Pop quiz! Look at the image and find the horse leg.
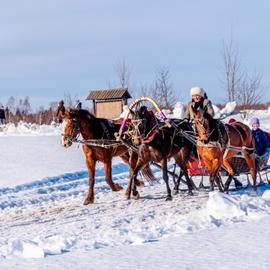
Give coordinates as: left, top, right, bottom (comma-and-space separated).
131, 165, 143, 199
223, 158, 235, 192
180, 164, 194, 195
173, 169, 184, 195
84, 158, 96, 205
121, 152, 144, 190
215, 174, 224, 192
209, 174, 213, 191
104, 159, 122, 192
210, 155, 223, 192
184, 170, 194, 195
243, 152, 257, 192
161, 159, 172, 201
125, 153, 142, 198
212, 168, 223, 192
126, 158, 144, 200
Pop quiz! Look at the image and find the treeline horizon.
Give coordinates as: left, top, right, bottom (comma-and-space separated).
1, 94, 270, 125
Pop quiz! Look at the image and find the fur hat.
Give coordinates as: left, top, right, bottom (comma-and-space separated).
190, 86, 205, 97
249, 117, 260, 126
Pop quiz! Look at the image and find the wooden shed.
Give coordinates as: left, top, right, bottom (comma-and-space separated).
86, 88, 132, 119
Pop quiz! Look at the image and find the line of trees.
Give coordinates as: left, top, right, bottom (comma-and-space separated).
2, 96, 57, 124
1, 92, 83, 125
2, 96, 58, 125
1, 37, 267, 125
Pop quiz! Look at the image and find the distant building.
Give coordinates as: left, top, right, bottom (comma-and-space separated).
86, 88, 132, 119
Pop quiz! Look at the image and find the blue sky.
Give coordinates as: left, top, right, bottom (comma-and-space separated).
0, 0, 269, 108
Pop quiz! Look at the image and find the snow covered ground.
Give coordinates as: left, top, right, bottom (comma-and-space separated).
1, 111, 270, 269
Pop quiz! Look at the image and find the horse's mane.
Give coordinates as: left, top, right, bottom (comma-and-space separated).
76, 109, 96, 120
204, 111, 219, 126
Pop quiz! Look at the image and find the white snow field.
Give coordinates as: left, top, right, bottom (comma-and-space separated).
1, 111, 270, 270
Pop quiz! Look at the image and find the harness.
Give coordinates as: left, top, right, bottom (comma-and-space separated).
100, 121, 112, 139
194, 117, 255, 155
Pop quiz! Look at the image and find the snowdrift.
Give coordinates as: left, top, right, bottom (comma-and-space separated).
0, 121, 61, 136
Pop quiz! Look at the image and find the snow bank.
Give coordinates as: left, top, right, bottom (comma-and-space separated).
172, 102, 185, 119
9, 240, 44, 258
206, 192, 247, 221
212, 104, 221, 118
4, 235, 76, 258
220, 101, 237, 116
0, 122, 61, 136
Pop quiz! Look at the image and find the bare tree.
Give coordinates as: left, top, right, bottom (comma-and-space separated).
64, 92, 78, 108
237, 71, 263, 108
22, 96, 31, 115
220, 38, 243, 102
152, 66, 176, 110
6, 96, 16, 114
220, 37, 264, 108
113, 58, 138, 97
115, 58, 132, 88
140, 83, 151, 97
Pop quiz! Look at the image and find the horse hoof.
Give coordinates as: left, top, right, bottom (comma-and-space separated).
165, 196, 172, 201
172, 189, 178, 196
112, 183, 122, 192
250, 189, 258, 196
83, 197, 94, 205
132, 192, 140, 200
188, 191, 193, 196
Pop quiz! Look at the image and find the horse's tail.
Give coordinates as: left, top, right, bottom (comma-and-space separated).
141, 164, 156, 182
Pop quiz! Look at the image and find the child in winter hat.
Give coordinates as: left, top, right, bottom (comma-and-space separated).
250, 117, 260, 127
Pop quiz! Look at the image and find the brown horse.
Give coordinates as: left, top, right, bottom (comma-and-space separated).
192, 108, 257, 192
61, 109, 155, 205
126, 106, 195, 201
223, 121, 257, 189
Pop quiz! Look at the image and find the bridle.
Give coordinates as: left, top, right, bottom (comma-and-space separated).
131, 109, 159, 144
62, 117, 80, 144
131, 119, 144, 144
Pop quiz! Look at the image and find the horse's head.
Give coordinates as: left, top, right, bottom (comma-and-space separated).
61, 109, 81, 147
192, 107, 213, 142
131, 106, 157, 145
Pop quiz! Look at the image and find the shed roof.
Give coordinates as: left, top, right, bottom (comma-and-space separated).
86, 88, 132, 100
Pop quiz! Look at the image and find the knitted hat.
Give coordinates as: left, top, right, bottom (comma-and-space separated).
190, 87, 205, 97
249, 117, 260, 126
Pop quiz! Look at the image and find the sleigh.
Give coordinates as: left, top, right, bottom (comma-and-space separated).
184, 153, 270, 190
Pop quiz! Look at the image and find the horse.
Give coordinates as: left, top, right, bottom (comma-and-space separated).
126, 106, 195, 201
61, 109, 155, 205
224, 120, 257, 189
192, 107, 257, 192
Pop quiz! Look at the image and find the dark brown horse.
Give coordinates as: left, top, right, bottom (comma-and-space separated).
126, 106, 195, 201
61, 109, 154, 205
192, 108, 257, 192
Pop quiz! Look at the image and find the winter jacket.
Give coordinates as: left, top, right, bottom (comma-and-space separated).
252, 128, 270, 156
185, 98, 214, 120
